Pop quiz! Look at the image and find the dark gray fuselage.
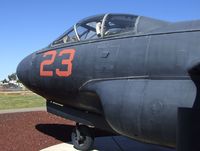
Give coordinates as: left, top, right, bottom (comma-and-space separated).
17, 16, 200, 147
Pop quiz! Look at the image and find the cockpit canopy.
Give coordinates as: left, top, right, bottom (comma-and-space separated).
52, 14, 138, 46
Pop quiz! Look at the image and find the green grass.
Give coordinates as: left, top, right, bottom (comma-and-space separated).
0, 92, 45, 110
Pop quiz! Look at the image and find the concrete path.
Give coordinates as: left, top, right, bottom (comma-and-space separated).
0, 107, 46, 114
40, 136, 175, 151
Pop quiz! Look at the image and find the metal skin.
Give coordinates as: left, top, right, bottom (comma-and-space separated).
17, 14, 200, 148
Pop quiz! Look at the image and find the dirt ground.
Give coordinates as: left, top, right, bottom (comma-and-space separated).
0, 111, 76, 151
0, 111, 112, 151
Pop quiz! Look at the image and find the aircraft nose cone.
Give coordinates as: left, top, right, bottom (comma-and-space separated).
16, 54, 33, 87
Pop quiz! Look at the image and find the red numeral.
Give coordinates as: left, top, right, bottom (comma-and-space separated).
40, 49, 75, 77
40, 50, 56, 77
56, 49, 75, 77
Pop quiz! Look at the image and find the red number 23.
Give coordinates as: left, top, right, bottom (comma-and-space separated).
40, 49, 75, 77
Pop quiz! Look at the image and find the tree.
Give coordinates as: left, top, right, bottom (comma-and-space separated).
8, 73, 17, 81
2, 79, 8, 83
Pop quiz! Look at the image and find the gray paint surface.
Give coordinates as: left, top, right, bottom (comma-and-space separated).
17, 13, 200, 148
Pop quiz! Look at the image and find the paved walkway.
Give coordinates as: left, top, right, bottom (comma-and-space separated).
0, 107, 46, 114
41, 136, 175, 151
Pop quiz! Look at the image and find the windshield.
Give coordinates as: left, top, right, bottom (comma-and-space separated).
51, 14, 138, 46
52, 14, 104, 46
52, 28, 78, 45
76, 21, 100, 40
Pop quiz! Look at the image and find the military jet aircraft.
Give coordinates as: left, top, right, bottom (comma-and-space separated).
17, 13, 200, 151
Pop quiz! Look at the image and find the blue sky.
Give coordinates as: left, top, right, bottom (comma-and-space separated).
0, 0, 200, 80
